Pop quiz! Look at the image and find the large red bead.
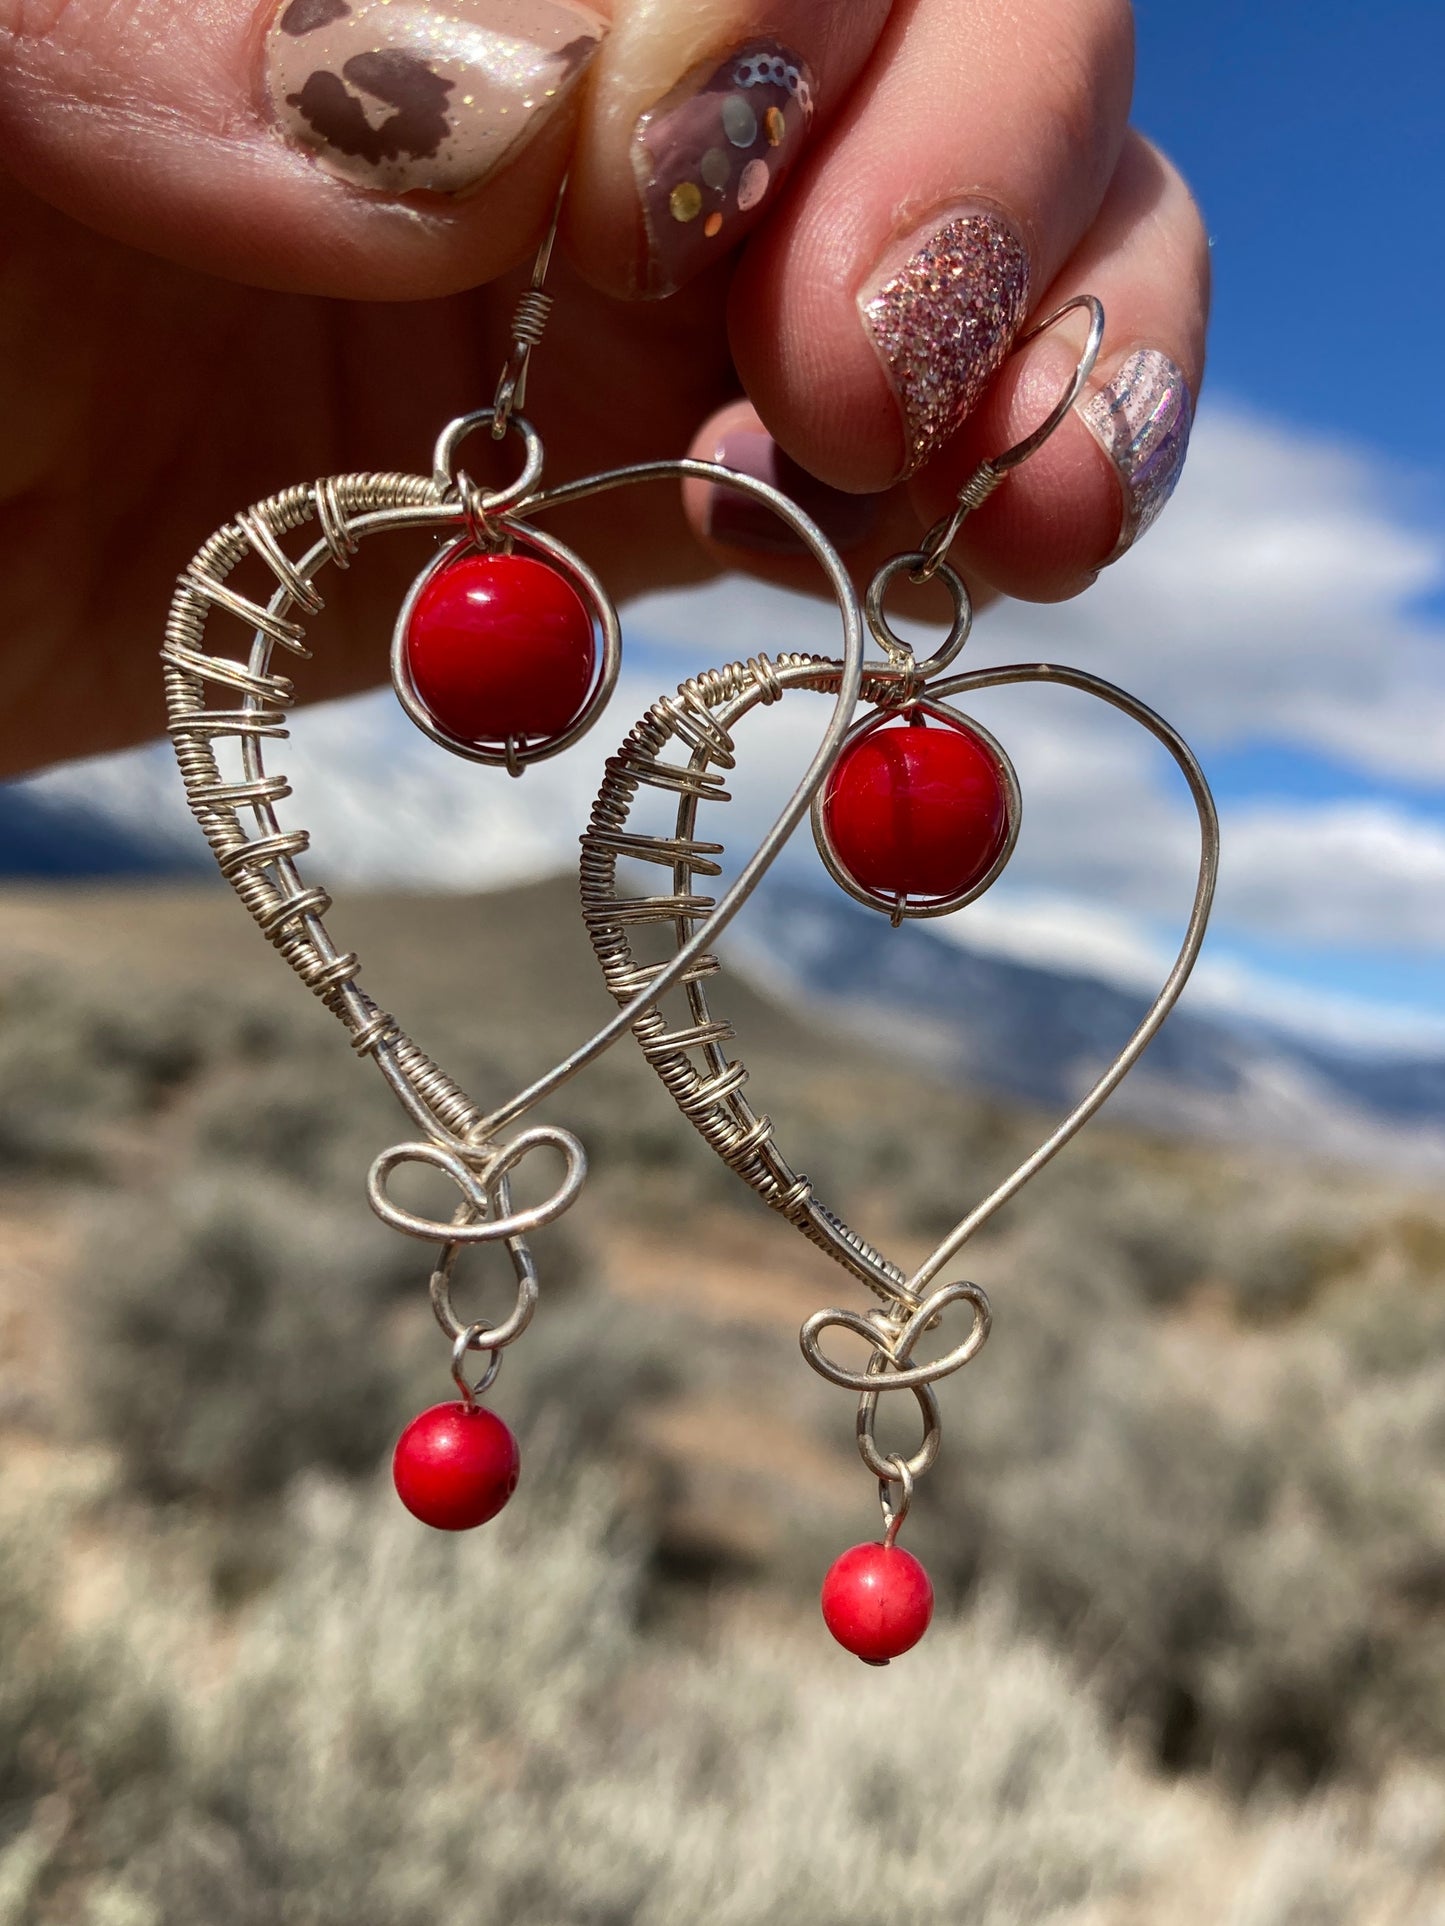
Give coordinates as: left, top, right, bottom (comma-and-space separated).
392, 1402, 520, 1531
404, 552, 596, 747
821, 1542, 934, 1662
822, 712, 1012, 905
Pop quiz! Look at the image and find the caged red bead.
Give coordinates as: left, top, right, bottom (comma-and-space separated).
820, 1541, 934, 1663
392, 1402, 520, 1531
822, 710, 1012, 908
403, 552, 596, 750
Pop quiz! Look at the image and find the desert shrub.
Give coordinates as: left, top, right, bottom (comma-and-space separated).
56, 993, 1445, 1795
0, 1488, 176, 1920
70, 1172, 423, 1503
69, 1150, 633, 1510
999, 1143, 1365, 1318
186, 1038, 400, 1196
917, 1211, 1445, 1790
20, 897, 1445, 1819
3, 1466, 1155, 1926
1227, 1773, 1445, 1926
0, 976, 239, 1173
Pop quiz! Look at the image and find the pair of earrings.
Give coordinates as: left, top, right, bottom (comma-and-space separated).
160, 213, 1217, 1665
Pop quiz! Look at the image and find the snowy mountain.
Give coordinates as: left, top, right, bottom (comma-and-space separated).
4, 769, 1445, 1170
723, 883, 1445, 1171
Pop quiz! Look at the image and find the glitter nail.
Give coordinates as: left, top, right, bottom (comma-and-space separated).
861, 212, 1031, 474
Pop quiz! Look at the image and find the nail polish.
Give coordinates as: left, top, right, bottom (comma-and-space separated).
705, 430, 881, 555
263, 0, 606, 196
1082, 349, 1194, 558
633, 42, 816, 298
861, 210, 1030, 476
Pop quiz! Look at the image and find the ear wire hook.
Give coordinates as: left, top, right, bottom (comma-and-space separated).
490, 175, 569, 439
912, 293, 1106, 583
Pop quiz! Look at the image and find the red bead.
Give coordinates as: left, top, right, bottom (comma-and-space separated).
820, 1542, 934, 1662
392, 1402, 520, 1531
822, 711, 1012, 905
404, 552, 596, 748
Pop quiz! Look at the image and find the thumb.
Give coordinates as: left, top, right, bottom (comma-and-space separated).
0, 0, 610, 297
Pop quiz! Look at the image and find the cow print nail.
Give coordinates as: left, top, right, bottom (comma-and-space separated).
263, 0, 605, 196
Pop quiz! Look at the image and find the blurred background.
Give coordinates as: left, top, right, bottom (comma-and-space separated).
3, 4, 1445, 1922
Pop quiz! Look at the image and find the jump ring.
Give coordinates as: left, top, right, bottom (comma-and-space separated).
451, 1324, 502, 1406
863, 553, 973, 684
880, 1455, 914, 1546
431, 411, 545, 512
429, 1196, 539, 1350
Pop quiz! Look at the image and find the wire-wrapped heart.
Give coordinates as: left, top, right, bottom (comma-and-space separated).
160, 412, 866, 1408
580, 592, 1218, 1533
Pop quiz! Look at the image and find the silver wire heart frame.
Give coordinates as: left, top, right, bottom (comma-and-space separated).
581, 653, 1219, 1469
160, 421, 865, 1311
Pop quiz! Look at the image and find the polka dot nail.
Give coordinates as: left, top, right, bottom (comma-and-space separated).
632, 42, 816, 298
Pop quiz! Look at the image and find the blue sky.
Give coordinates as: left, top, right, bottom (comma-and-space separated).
11, 1, 1445, 1058
1121, 2, 1445, 1038
1137, 1, 1445, 473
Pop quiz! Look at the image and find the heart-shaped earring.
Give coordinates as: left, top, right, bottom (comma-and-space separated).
582, 297, 1220, 1662
161, 193, 866, 1538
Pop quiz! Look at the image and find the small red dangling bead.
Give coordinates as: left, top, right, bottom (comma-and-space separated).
822, 710, 1012, 908
392, 1401, 520, 1531
403, 552, 596, 749
820, 1541, 934, 1663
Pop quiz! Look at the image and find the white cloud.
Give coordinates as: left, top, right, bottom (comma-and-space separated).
18, 398, 1445, 1055
625, 405, 1445, 787
1216, 801, 1445, 950
978, 407, 1445, 782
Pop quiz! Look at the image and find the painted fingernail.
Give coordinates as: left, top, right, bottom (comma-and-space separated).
704, 431, 882, 556
263, 0, 606, 197
861, 210, 1031, 477
1082, 349, 1195, 559
632, 43, 816, 299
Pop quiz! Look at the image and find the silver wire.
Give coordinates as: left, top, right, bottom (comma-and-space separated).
161, 443, 867, 1427
913, 294, 1106, 582
491, 176, 567, 437
810, 696, 1022, 924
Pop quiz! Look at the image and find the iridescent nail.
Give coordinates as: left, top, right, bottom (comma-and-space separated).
1082, 348, 1195, 558
861, 211, 1031, 476
632, 42, 816, 299
263, 0, 606, 197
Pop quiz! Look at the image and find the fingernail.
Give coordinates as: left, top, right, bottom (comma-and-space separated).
263, 0, 606, 196
1081, 348, 1195, 560
861, 210, 1031, 477
703, 430, 882, 556
632, 42, 816, 299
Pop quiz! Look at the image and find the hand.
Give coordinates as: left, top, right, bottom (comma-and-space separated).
0, 0, 1208, 776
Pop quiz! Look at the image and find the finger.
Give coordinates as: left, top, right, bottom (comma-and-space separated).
926, 132, 1209, 601
0, 0, 613, 297
565, 0, 892, 300
726, 0, 1135, 492
678, 397, 910, 580
675, 401, 1008, 640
